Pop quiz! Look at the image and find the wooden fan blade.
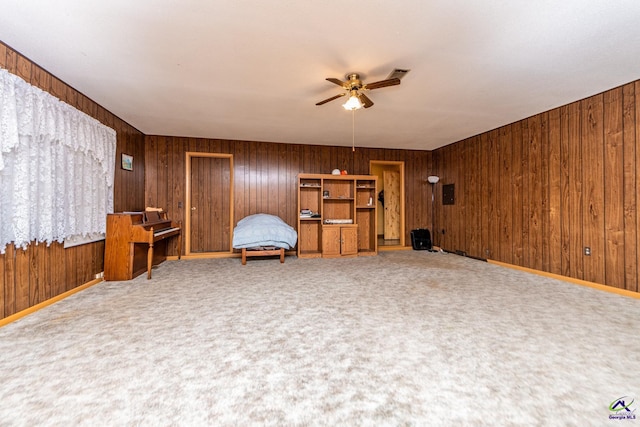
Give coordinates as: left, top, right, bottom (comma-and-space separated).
358, 93, 374, 108
315, 93, 345, 106
363, 77, 401, 90
326, 77, 347, 87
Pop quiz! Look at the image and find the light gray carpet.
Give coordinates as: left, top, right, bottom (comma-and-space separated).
0, 251, 638, 426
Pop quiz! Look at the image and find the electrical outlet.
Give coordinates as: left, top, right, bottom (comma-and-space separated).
584, 247, 591, 256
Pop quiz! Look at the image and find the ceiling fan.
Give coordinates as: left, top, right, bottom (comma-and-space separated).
315, 69, 408, 110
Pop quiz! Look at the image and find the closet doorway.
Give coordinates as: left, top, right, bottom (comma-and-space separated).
370, 160, 405, 248
185, 152, 234, 256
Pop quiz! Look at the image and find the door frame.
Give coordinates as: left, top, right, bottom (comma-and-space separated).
370, 160, 405, 248
185, 152, 234, 257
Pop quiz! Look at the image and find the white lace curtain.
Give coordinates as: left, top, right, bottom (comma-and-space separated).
0, 68, 116, 254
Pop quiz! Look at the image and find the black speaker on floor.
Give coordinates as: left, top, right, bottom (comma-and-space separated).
411, 229, 432, 251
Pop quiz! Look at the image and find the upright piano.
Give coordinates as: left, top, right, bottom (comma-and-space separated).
104, 211, 181, 280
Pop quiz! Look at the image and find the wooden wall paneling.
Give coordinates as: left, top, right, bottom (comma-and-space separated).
417, 150, 427, 234
320, 146, 332, 175
156, 136, 169, 211
603, 88, 625, 288
65, 85, 79, 111
431, 79, 640, 293
257, 142, 267, 213
624, 83, 639, 291
144, 136, 157, 209
353, 147, 368, 175
49, 76, 66, 102
511, 122, 524, 266
4, 45, 18, 73
421, 151, 432, 232
548, 108, 563, 275
49, 243, 64, 297
329, 146, 340, 172
164, 137, 175, 253
567, 102, 583, 279
528, 115, 543, 271
79, 243, 91, 288
277, 144, 289, 223
438, 148, 448, 249
454, 143, 465, 252
231, 140, 245, 224
465, 137, 480, 258
94, 241, 105, 281
479, 133, 490, 258
290, 144, 302, 225
15, 248, 29, 312
64, 246, 77, 292
560, 106, 572, 276
498, 126, 513, 264
31, 65, 51, 96
408, 151, 422, 230
438, 147, 449, 250
431, 150, 441, 245
635, 81, 640, 292
520, 120, 531, 268
0, 42, 7, 68
446, 145, 455, 250
528, 114, 545, 270
0, 251, 4, 319
28, 243, 39, 305
540, 112, 550, 272
248, 141, 258, 214
488, 129, 500, 261
78, 243, 89, 288
16, 53, 31, 82
488, 130, 499, 259
172, 137, 188, 255
223, 155, 234, 250
36, 243, 49, 303
581, 95, 605, 284
287, 143, 297, 226
4, 245, 16, 316
267, 142, 278, 215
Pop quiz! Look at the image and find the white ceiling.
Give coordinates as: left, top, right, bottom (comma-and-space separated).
2, 1, 640, 151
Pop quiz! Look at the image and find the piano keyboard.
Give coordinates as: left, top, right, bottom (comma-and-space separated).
154, 227, 180, 237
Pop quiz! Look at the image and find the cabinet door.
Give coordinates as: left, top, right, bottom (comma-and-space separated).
322, 226, 341, 257
341, 227, 358, 255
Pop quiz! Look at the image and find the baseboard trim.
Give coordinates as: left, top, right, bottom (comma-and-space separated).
488, 260, 640, 299
0, 278, 104, 328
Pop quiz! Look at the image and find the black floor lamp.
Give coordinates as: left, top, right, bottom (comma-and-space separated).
427, 175, 439, 246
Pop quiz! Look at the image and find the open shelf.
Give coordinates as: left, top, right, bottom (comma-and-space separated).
297, 173, 377, 259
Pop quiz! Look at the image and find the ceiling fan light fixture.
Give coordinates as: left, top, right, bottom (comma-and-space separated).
342, 92, 362, 110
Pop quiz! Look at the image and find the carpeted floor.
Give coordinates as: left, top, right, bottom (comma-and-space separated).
0, 251, 638, 426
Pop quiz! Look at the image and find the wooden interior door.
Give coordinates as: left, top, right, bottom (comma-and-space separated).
186, 153, 233, 254
383, 170, 401, 240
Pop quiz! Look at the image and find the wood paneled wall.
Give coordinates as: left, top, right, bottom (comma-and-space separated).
433, 81, 640, 293
0, 42, 145, 320
145, 136, 433, 254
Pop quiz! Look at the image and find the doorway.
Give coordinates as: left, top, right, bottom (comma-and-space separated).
370, 160, 405, 248
185, 152, 234, 257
